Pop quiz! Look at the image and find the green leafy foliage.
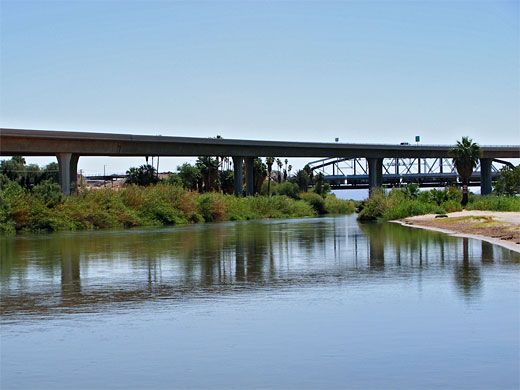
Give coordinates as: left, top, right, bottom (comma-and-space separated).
300, 192, 326, 214
293, 169, 311, 192
324, 194, 356, 214
177, 163, 201, 190
466, 195, 520, 212
312, 173, 331, 197
358, 185, 519, 221
125, 164, 159, 186
0, 157, 59, 189
494, 166, 520, 196
165, 173, 183, 187
449, 137, 481, 206
219, 170, 235, 194
261, 181, 300, 199
0, 178, 356, 234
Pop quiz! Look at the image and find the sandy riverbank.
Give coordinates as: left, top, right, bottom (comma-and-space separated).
393, 210, 520, 253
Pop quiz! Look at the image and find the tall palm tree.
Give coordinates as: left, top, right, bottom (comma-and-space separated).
196, 156, 219, 192
276, 158, 283, 183
266, 157, 275, 196
449, 137, 481, 206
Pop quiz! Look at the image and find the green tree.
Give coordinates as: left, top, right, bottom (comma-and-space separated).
177, 163, 200, 190
303, 164, 314, 185
449, 137, 481, 206
165, 173, 183, 187
126, 164, 159, 186
294, 169, 310, 192
0, 156, 26, 184
312, 172, 331, 197
41, 162, 60, 184
494, 166, 520, 196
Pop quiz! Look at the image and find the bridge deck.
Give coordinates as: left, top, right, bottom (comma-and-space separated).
1, 128, 518, 159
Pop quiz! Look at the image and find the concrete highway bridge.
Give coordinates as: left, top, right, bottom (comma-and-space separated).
1, 128, 518, 195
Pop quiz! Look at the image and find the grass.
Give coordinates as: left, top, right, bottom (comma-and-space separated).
0, 182, 356, 234
465, 195, 520, 212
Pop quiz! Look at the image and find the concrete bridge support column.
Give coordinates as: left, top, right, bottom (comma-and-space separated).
480, 158, 493, 195
368, 158, 383, 194
232, 156, 243, 197
245, 157, 255, 196
56, 153, 80, 195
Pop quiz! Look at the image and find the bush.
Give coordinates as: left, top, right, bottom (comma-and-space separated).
357, 188, 391, 220
324, 194, 356, 214
275, 182, 301, 199
32, 179, 63, 207
494, 166, 520, 196
300, 192, 326, 214
165, 173, 183, 187
197, 193, 227, 222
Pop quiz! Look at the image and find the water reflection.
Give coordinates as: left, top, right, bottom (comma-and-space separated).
453, 238, 482, 298
1, 216, 519, 321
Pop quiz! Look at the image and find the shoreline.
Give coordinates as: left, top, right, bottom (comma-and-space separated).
392, 211, 520, 253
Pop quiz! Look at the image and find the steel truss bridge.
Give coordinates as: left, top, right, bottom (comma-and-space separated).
309, 157, 515, 190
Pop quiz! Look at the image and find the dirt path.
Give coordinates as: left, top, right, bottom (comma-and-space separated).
394, 210, 520, 253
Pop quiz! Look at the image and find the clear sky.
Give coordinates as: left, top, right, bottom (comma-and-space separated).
1, 0, 519, 178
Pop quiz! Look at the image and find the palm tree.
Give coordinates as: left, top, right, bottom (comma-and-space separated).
266, 157, 275, 196
449, 137, 481, 206
276, 158, 283, 183
288, 164, 293, 178
196, 156, 219, 192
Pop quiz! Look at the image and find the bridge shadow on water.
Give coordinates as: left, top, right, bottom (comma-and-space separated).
1, 215, 519, 321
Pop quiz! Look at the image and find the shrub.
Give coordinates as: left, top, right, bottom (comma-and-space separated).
324, 194, 356, 214
494, 166, 520, 196
197, 193, 227, 222
165, 173, 183, 187
300, 192, 326, 214
275, 182, 300, 199
32, 179, 63, 207
357, 188, 391, 220
177, 163, 200, 190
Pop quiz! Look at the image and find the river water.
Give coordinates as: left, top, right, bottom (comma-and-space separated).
1, 215, 519, 389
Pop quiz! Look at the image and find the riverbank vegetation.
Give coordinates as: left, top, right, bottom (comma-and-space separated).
358, 184, 520, 221
0, 176, 355, 235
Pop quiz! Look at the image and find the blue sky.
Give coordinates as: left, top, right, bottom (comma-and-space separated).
1, 0, 518, 180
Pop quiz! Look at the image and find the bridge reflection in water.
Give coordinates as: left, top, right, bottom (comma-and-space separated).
1, 216, 518, 320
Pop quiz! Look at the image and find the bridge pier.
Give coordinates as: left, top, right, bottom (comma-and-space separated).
368, 158, 383, 194
232, 156, 243, 196
480, 158, 493, 195
245, 157, 255, 196
57, 153, 80, 195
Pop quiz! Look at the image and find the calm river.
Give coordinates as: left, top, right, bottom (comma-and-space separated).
1, 215, 519, 389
